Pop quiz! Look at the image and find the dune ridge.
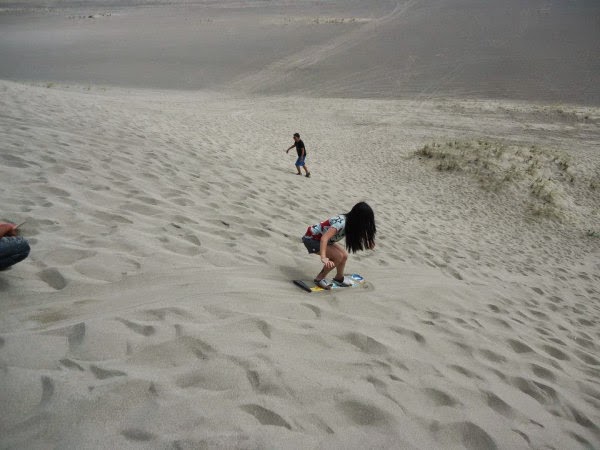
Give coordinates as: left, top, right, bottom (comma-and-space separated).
1, 78, 599, 448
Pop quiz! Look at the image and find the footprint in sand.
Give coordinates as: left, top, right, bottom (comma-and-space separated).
448, 364, 484, 381
44, 247, 96, 265
59, 358, 84, 371
40, 376, 54, 406
175, 360, 248, 391
482, 390, 515, 418
530, 364, 557, 382
92, 211, 133, 224
158, 236, 202, 257
39, 186, 70, 198
67, 322, 86, 350
116, 318, 156, 337
336, 399, 393, 426
301, 303, 321, 318
487, 304, 502, 313
391, 326, 426, 344
121, 429, 156, 442
181, 233, 201, 247
246, 227, 271, 238
574, 349, 600, 366
119, 201, 160, 216
241, 319, 271, 339
0, 154, 30, 168
37, 267, 67, 290
421, 387, 461, 407
478, 348, 507, 363
511, 376, 558, 406
506, 338, 535, 354
171, 197, 194, 206
568, 432, 595, 449
240, 404, 292, 429
542, 344, 570, 361
528, 308, 550, 320
512, 428, 531, 445
577, 317, 595, 327
134, 195, 159, 206
142, 307, 192, 321
342, 332, 389, 355
571, 334, 595, 350
490, 317, 513, 329
89, 365, 127, 380
431, 421, 497, 450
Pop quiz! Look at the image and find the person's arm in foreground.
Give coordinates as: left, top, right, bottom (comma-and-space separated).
0, 222, 17, 238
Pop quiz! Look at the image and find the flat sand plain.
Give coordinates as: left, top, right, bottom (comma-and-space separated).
1, 1, 599, 449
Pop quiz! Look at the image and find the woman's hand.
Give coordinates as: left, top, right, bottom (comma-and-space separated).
321, 257, 335, 269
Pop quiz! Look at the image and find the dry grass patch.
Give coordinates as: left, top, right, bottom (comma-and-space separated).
414, 140, 586, 221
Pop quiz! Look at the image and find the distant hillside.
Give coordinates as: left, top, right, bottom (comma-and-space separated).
232, 0, 600, 105
0, 0, 598, 104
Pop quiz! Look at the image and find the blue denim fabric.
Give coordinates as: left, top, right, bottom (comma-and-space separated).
0, 236, 30, 270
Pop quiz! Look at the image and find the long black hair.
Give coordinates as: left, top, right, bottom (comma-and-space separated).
345, 202, 376, 253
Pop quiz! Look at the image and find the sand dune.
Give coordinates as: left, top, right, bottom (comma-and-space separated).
234, 0, 600, 104
0, 0, 598, 104
1, 78, 599, 448
1, 0, 600, 447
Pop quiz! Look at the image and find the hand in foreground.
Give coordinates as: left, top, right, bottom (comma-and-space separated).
0, 223, 18, 238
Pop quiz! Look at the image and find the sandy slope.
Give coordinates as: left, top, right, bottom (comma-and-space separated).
0, 4, 599, 449
232, 0, 600, 104
0, 0, 598, 104
1, 79, 599, 448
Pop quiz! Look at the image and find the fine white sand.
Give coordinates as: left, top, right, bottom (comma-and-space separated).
1, 1, 600, 449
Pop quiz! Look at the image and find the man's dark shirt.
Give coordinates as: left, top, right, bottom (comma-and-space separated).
295, 139, 306, 157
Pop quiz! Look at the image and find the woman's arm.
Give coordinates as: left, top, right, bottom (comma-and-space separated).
319, 227, 338, 269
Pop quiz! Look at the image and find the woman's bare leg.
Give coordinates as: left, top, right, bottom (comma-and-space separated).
315, 243, 348, 280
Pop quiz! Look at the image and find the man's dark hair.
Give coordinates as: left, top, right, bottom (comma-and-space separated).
293, 133, 300, 138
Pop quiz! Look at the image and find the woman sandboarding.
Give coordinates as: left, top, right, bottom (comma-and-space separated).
301, 202, 376, 289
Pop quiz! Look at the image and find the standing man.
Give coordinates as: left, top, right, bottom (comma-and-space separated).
286, 132, 311, 177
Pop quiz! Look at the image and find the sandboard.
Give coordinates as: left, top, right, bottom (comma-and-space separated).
293, 273, 366, 293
